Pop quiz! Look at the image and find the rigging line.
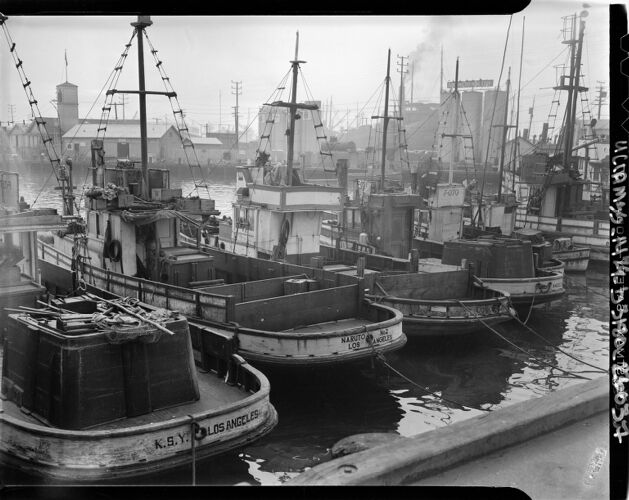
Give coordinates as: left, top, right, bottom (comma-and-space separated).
0, 19, 78, 214
458, 103, 478, 181
520, 46, 570, 91
253, 71, 292, 173
507, 310, 607, 373
144, 31, 210, 199
298, 68, 335, 173
564, 274, 609, 300
454, 300, 591, 380
30, 169, 56, 207
477, 15, 513, 228
75, 64, 129, 212
375, 354, 491, 413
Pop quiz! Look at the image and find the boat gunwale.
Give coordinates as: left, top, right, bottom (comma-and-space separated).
364, 293, 510, 308
238, 333, 407, 365
0, 354, 273, 440
228, 300, 404, 340
474, 270, 564, 285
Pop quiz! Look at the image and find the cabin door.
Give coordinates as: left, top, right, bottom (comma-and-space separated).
117, 142, 130, 159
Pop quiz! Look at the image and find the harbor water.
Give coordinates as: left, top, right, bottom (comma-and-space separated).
2, 164, 609, 486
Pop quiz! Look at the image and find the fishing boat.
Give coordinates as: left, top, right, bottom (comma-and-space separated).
17, 19, 406, 367
510, 12, 609, 263
364, 260, 515, 338
319, 49, 424, 260
441, 237, 565, 312
550, 237, 589, 272
0, 294, 277, 482
0, 171, 67, 339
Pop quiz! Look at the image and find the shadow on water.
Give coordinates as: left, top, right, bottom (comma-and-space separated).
237, 363, 404, 483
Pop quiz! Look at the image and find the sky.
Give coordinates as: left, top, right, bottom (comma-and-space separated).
0, 0, 613, 142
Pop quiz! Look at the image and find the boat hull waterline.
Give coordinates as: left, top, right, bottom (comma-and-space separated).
473, 272, 565, 310
367, 295, 515, 337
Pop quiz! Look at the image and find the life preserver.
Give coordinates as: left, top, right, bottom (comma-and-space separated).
280, 219, 290, 245
108, 239, 122, 262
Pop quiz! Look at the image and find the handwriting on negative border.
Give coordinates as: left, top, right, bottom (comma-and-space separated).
611, 141, 628, 443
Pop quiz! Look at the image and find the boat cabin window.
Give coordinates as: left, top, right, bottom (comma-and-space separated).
236, 207, 254, 229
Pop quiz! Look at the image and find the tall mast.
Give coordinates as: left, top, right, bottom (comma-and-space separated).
131, 16, 152, 199
380, 49, 392, 188
563, 15, 586, 168
286, 31, 302, 186
449, 57, 460, 184
497, 67, 511, 202
440, 46, 444, 101
513, 16, 525, 193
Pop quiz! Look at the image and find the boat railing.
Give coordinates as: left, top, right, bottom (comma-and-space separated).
365, 293, 510, 318
515, 209, 610, 237
38, 240, 236, 323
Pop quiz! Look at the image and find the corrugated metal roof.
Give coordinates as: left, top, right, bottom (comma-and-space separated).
63, 123, 175, 139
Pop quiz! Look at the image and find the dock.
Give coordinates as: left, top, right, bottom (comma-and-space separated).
288, 376, 608, 497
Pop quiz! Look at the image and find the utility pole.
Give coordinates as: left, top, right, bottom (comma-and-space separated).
528, 95, 535, 140
120, 94, 127, 120
231, 80, 242, 156
246, 108, 250, 143
111, 102, 123, 120
397, 54, 408, 118
595, 81, 606, 120
7, 104, 15, 124
218, 90, 222, 132
410, 61, 414, 107
440, 46, 444, 102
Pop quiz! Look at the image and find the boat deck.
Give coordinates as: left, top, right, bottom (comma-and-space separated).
0, 351, 249, 430
282, 317, 372, 334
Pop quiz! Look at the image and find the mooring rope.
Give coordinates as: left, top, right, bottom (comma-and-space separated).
563, 274, 610, 300
372, 351, 492, 413
506, 308, 608, 374
455, 300, 591, 380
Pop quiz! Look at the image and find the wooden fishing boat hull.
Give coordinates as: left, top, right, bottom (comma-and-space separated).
0, 355, 277, 482
473, 271, 565, 310
368, 295, 515, 337
538, 258, 565, 276
552, 247, 590, 272
191, 304, 406, 368
38, 241, 406, 367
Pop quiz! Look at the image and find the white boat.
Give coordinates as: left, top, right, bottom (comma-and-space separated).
550, 237, 590, 272
0, 294, 277, 482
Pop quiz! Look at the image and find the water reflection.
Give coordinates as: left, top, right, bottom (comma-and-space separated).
239, 365, 404, 484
